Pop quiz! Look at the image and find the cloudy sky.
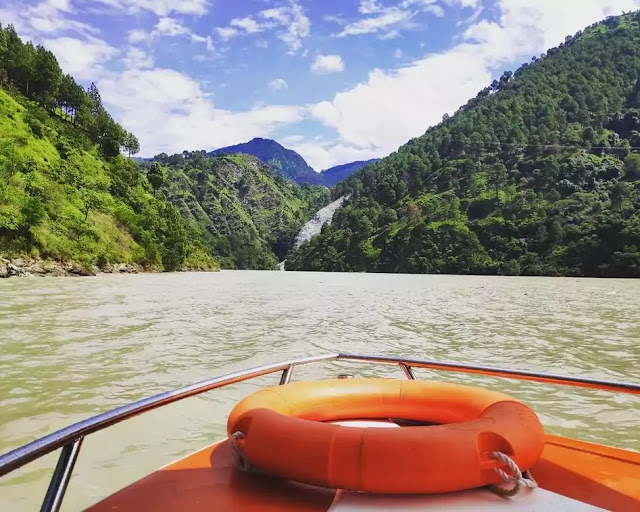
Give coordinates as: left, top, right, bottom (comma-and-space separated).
2, 0, 640, 170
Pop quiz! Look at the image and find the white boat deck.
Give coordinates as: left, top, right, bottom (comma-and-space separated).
330, 487, 605, 511
328, 420, 605, 512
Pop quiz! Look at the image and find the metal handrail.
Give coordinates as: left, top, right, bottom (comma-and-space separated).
1, 352, 639, 512
337, 354, 640, 395
0, 353, 339, 478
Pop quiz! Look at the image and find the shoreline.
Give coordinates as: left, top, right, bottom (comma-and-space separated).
0, 258, 219, 279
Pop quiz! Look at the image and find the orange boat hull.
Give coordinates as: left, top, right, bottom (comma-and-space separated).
87, 434, 640, 512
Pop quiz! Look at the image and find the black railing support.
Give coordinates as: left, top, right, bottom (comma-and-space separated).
41, 438, 83, 512
400, 363, 416, 380
279, 366, 294, 385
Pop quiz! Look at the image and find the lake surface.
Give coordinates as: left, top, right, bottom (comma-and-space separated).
1, 271, 639, 510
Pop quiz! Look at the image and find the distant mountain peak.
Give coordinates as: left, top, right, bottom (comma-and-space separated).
209, 138, 322, 185
320, 159, 381, 186
209, 138, 381, 187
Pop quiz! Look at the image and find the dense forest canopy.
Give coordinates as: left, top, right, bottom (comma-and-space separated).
140, 151, 330, 269
0, 24, 137, 159
287, 12, 640, 278
0, 25, 326, 272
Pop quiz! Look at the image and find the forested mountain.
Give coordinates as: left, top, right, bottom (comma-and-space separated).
210, 138, 323, 185
0, 25, 327, 273
140, 152, 329, 269
210, 138, 377, 186
0, 85, 215, 272
321, 159, 380, 186
287, 13, 640, 277
0, 24, 216, 273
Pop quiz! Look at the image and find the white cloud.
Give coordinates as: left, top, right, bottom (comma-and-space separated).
310, 0, 640, 163
0, 0, 98, 39
99, 68, 304, 156
213, 1, 310, 54
231, 16, 263, 34
123, 47, 154, 69
379, 30, 401, 40
337, 8, 413, 37
206, 36, 214, 52
458, 2, 484, 27
310, 45, 488, 152
394, 48, 403, 59
94, 0, 209, 16
289, 139, 388, 172
323, 14, 346, 25
260, 7, 290, 24
216, 27, 240, 41
447, 0, 481, 7
45, 0, 72, 12
268, 78, 288, 91
128, 17, 207, 44
157, 16, 206, 41
275, 2, 311, 54
42, 36, 118, 80
338, 0, 465, 38
359, 0, 384, 15
427, 5, 445, 17
128, 30, 148, 44
280, 134, 305, 145
311, 54, 345, 74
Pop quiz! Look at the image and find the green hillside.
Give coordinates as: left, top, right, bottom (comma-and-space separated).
0, 87, 217, 272
142, 152, 330, 269
0, 24, 328, 274
287, 12, 640, 278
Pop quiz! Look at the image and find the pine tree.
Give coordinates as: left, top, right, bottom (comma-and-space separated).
122, 132, 140, 157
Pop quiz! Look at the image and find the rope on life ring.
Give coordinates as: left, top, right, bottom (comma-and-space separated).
230, 431, 251, 472
490, 451, 538, 497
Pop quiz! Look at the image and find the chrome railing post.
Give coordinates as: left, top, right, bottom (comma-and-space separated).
279, 365, 294, 385
400, 363, 416, 380
40, 438, 83, 512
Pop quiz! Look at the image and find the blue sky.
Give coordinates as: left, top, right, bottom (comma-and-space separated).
2, 0, 639, 170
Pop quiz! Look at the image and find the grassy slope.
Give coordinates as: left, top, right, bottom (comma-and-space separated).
0, 89, 132, 264
0, 89, 217, 271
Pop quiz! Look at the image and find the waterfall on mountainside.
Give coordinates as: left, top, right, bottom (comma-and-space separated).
279, 196, 348, 270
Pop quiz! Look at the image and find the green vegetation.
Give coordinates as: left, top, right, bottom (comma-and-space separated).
0, 23, 220, 272
0, 25, 329, 273
142, 152, 330, 269
0, 86, 217, 271
288, 13, 640, 277
0, 24, 138, 160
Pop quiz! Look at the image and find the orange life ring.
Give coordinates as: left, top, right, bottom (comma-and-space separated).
227, 378, 545, 494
